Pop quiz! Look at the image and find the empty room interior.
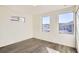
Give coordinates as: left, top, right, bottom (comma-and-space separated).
0, 5, 79, 53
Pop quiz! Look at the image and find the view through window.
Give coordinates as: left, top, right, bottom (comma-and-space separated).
59, 12, 74, 34
42, 16, 50, 32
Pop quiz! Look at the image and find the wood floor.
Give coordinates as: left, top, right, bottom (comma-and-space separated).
0, 38, 77, 53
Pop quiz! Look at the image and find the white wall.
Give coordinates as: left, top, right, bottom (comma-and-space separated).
76, 6, 79, 52
0, 6, 33, 47
0, 6, 76, 48
33, 7, 76, 48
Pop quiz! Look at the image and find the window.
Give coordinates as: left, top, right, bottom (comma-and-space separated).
59, 12, 74, 34
42, 16, 50, 32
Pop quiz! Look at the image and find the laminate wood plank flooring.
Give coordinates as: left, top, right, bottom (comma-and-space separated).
0, 38, 77, 53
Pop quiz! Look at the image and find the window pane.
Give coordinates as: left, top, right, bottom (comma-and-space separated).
59, 13, 74, 34
42, 16, 50, 32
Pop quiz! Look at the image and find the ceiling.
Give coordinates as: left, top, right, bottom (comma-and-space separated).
2, 5, 73, 15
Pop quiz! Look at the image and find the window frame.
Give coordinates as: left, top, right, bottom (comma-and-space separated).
58, 12, 74, 34
42, 16, 51, 32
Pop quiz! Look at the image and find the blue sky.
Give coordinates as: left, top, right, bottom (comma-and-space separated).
43, 16, 50, 24
42, 13, 73, 24
59, 13, 73, 23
